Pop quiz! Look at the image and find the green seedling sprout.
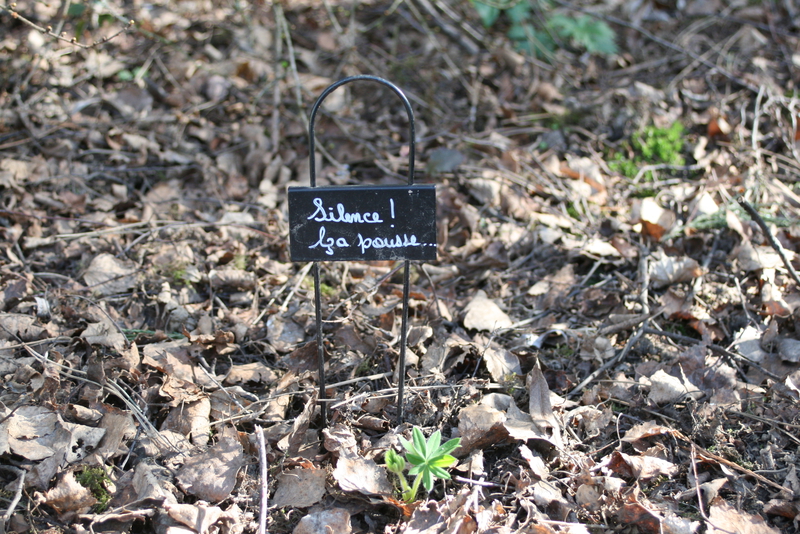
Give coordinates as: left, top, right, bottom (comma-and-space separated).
385, 427, 461, 502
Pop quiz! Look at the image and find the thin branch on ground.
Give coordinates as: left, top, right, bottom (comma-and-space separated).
737, 197, 800, 287
0, 4, 134, 49
412, 0, 479, 55
256, 425, 269, 534
568, 246, 650, 397
641, 327, 782, 381
0, 465, 25, 534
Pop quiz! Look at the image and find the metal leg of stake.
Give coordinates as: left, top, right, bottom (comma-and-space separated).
313, 262, 327, 424
396, 259, 411, 424
303, 75, 420, 427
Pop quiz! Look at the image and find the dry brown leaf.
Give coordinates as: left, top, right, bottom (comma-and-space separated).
81, 321, 127, 352
35, 472, 96, 520
83, 253, 138, 296
568, 406, 613, 438
581, 238, 621, 258
272, 467, 327, 508
622, 421, 678, 448
618, 501, 699, 534
0, 313, 45, 341
519, 444, 549, 479
707, 502, 781, 534
737, 241, 784, 272
132, 460, 178, 503
463, 290, 512, 331
560, 156, 607, 205
455, 403, 509, 456
762, 281, 791, 316
208, 268, 257, 290
176, 425, 244, 502
86, 405, 136, 464
160, 397, 211, 447
603, 450, 678, 481
763, 497, 800, 518
293, 508, 351, 534
277, 391, 317, 457
647, 369, 703, 404
527, 368, 563, 449
333, 454, 393, 496
530, 479, 572, 521
142, 340, 216, 388
268, 315, 308, 352
732, 325, 769, 364
222, 362, 279, 385
3, 406, 105, 489
0, 275, 32, 311
575, 483, 602, 511
187, 330, 237, 355
164, 502, 224, 534
650, 253, 702, 288
503, 400, 542, 443
631, 198, 676, 241
482, 346, 522, 381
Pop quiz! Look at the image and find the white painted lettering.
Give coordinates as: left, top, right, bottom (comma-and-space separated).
309, 226, 335, 256
356, 233, 433, 255
307, 198, 383, 224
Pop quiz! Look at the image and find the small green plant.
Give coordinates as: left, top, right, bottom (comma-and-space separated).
609, 122, 686, 181
75, 467, 111, 512
471, 0, 617, 58
233, 253, 248, 270
319, 282, 337, 298
566, 202, 581, 220
156, 261, 191, 286
385, 427, 461, 502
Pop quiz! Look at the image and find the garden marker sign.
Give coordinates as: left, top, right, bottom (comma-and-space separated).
288, 75, 437, 424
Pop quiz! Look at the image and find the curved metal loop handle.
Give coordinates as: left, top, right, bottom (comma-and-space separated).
308, 75, 415, 187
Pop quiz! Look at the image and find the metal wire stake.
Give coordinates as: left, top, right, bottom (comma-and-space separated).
306, 75, 417, 426
396, 259, 411, 424
313, 262, 327, 424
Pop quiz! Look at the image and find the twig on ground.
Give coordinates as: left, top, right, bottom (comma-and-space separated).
69, 294, 129, 349
453, 475, 501, 488
752, 85, 767, 176
0, 465, 25, 534
412, 0, 479, 55
632, 163, 704, 184
19, 343, 173, 452
641, 326, 782, 381
727, 409, 800, 445
271, 3, 284, 151
274, 4, 340, 171
279, 262, 314, 313
687, 440, 794, 497
689, 445, 736, 534
256, 425, 269, 534
420, 264, 443, 320
597, 309, 661, 337
737, 197, 800, 287
568, 246, 650, 398
0, 4, 134, 49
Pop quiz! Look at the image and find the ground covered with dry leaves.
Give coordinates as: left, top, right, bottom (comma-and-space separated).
1, 0, 800, 533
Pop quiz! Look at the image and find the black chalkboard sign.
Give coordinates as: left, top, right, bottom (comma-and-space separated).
288, 185, 437, 262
